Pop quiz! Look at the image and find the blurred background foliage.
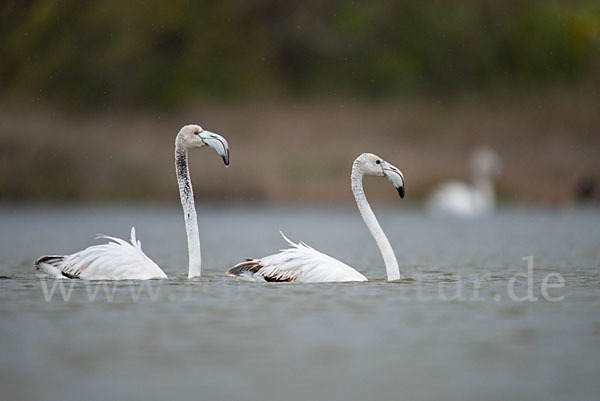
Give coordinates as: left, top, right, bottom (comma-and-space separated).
0, 0, 599, 205
1, 0, 599, 107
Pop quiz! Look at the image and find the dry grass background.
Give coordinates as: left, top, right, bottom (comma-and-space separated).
1, 86, 598, 205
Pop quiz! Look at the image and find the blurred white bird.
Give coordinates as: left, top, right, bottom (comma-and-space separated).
426, 146, 502, 218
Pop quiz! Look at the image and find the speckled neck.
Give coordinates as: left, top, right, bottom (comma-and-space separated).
175, 143, 201, 278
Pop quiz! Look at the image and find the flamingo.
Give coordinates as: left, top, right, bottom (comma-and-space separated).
426, 146, 502, 218
227, 153, 405, 283
35, 125, 229, 280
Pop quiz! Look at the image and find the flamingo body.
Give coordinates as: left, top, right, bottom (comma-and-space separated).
227, 233, 367, 283
35, 227, 167, 280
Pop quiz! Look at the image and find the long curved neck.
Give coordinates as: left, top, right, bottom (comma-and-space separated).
175, 144, 201, 278
351, 161, 400, 281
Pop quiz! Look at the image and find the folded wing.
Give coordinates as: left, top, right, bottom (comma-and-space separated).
227, 233, 367, 283
35, 227, 167, 280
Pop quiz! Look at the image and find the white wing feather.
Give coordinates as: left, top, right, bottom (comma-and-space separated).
35, 227, 167, 280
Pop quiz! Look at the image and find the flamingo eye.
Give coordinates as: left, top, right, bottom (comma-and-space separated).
376, 160, 381, 164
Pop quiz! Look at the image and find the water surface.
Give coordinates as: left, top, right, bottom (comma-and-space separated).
1, 206, 599, 401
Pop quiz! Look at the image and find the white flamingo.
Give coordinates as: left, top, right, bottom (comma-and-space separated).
426, 146, 502, 218
227, 153, 405, 283
35, 125, 229, 280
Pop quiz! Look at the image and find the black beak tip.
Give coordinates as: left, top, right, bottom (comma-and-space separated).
397, 186, 405, 199
223, 151, 230, 166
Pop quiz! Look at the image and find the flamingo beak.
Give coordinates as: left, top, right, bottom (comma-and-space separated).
201, 131, 230, 166
382, 162, 405, 199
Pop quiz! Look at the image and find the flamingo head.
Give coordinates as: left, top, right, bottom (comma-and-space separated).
355, 153, 405, 199
177, 124, 230, 166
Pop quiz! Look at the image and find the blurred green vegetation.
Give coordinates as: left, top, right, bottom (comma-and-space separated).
1, 0, 599, 107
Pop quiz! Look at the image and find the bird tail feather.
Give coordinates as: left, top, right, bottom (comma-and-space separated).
35, 255, 67, 278
227, 259, 262, 277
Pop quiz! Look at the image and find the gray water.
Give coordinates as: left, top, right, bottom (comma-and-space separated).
1, 206, 599, 401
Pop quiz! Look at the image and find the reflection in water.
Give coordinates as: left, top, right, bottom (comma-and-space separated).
0, 206, 599, 401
